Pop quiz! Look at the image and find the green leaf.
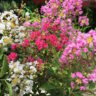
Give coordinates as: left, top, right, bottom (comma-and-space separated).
5, 81, 13, 96
63, 70, 68, 75
95, 27, 96, 31
74, 93, 82, 96
0, 55, 9, 78
0, 48, 3, 60
82, 52, 87, 59
89, 82, 95, 89
52, 67, 57, 74
41, 82, 58, 91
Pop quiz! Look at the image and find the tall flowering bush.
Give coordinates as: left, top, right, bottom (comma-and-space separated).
0, 0, 96, 96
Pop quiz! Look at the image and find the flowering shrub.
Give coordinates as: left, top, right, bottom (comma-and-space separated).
70, 68, 96, 95
0, 0, 96, 96
59, 30, 96, 67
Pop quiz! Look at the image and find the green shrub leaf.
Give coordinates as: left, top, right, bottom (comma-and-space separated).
5, 81, 13, 96
0, 55, 9, 78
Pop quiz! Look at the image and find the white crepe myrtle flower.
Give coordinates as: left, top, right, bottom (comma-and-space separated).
0, 23, 5, 34
9, 25, 27, 44
8, 61, 37, 95
6, 22, 11, 30
0, 10, 19, 32
19, 26, 26, 31
0, 23, 5, 30
19, 33, 25, 38
33, 61, 38, 66
30, 66, 37, 73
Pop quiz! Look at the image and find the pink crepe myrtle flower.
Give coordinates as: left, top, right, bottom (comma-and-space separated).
23, 21, 31, 27
80, 86, 86, 91
71, 82, 75, 89
22, 38, 30, 47
93, 68, 96, 73
79, 16, 89, 26
37, 58, 43, 69
51, 24, 59, 31
71, 73, 76, 78
47, 34, 59, 47
30, 31, 41, 40
31, 21, 40, 27
41, 22, 50, 31
57, 44, 63, 50
35, 37, 48, 50
82, 78, 88, 85
28, 56, 34, 62
69, 54, 74, 60
88, 73, 96, 83
76, 72, 84, 79
8, 52, 17, 62
11, 43, 16, 50
59, 30, 96, 65
75, 50, 81, 56
83, 47, 88, 53
60, 33, 68, 45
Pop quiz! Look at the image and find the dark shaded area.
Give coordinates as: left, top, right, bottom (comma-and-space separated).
0, 0, 21, 12
25, 0, 45, 14
0, 0, 45, 14
83, 7, 96, 32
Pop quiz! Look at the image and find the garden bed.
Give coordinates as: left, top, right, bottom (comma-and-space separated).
0, 0, 96, 96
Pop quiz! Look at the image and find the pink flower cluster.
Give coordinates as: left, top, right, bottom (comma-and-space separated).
62, 0, 83, 18
29, 30, 68, 50
40, 0, 84, 37
7, 52, 17, 62
30, 31, 41, 40
71, 68, 96, 91
41, 0, 83, 19
24, 0, 89, 55
79, 16, 89, 26
24, 21, 31, 27
59, 30, 96, 64
11, 44, 16, 50
71, 72, 88, 91
41, 18, 51, 32
88, 68, 96, 83
22, 38, 30, 47
35, 37, 48, 50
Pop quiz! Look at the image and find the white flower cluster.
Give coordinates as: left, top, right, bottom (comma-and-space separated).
0, 10, 28, 46
8, 61, 38, 96
0, 10, 18, 34
9, 26, 27, 44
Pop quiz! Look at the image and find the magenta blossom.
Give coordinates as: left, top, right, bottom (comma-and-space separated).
11, 44, 16, 50
80, 86, 86, 91
76, 72, 84, 78
8, 52, 17, 62
71, 82, 75, 89
24, 21, 31, 27
79, 16, 89, 26
22, 38, 30, 47
71, 73, 76, 78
